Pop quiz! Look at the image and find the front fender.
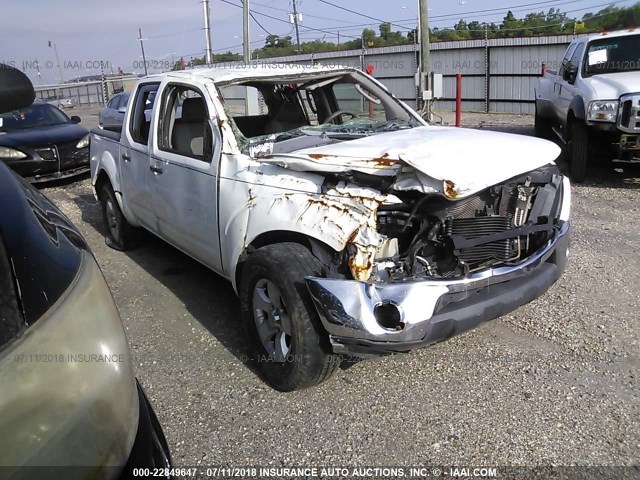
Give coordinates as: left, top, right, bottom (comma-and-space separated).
222, 172, 386, 291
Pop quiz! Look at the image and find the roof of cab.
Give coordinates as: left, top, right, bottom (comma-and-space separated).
141, 63, 358, 85
586, 28, 639, 41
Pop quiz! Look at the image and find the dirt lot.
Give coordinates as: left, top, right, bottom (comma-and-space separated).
41, 111, 639, 472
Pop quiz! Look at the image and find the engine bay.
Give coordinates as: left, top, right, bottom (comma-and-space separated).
369, 165, 565, 282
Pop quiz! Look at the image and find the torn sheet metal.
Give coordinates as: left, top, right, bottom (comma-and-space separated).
280, 126, 561, 198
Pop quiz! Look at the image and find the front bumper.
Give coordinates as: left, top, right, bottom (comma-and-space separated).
28, 165, 90, 183
306, 221, 570, 356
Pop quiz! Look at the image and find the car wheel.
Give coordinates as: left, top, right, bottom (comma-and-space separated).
568, 122, 588, 183
534, 105, 553, 139
239, 243, 340, 391
99, 183, 140, 250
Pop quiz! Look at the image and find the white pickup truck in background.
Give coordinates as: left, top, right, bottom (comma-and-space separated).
90, 65, 571, 391
535, 29, 640, 182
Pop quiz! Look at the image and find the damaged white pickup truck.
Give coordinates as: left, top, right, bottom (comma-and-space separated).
90, 65, 571, 391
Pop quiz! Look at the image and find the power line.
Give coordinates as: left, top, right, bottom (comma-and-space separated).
250, 0, 364, 24
250, 12, 273, 35
314, 0, 413, 31
430, 0, 588, 20
219, 0, 362, 39
464, 0, 632, 31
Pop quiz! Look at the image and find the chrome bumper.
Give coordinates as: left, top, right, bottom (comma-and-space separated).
306, 221, 570, 355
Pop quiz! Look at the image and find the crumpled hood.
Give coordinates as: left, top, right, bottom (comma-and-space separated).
271, 126, 561, 198
583, 71, 640, 100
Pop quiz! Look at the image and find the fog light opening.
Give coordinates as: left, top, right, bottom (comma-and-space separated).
374, 301, 404, 331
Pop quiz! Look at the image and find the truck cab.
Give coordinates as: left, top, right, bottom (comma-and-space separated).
91, 66, 571, 391
535, 29, 640, 181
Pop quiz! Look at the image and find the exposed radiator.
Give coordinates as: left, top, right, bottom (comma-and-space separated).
447, 215, 514, 265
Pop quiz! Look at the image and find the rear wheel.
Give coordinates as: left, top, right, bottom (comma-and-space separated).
239, 243, 340, 391
99, 183, 140, 250
568, 122, 588, 183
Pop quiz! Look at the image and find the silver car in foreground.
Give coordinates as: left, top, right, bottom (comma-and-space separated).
0, 63, 171, 479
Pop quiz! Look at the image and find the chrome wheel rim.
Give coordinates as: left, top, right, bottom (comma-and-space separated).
252, 278, 292, 362
105, 198, 120, 240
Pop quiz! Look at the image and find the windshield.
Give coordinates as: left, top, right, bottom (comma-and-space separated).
0, 103, 71, 131
584, 34, 640, 75
218, 71, 420, 156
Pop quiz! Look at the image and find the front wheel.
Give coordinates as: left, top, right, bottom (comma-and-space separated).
99, 183, 140, 250
239, 243, 340, 391
568, 122, 589, 183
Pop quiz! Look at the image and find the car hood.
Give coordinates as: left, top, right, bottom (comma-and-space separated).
583, 71, 640, 99
265, 126, 561, 198
0, 123, 89, 148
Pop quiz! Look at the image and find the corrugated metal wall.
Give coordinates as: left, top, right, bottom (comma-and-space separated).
250, 35, 580, 115
34, 35, 578, 113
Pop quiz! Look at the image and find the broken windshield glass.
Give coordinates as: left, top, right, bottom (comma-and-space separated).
218, 71, 420, 156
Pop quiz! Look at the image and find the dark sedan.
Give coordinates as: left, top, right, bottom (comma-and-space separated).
0, 100, 90, 182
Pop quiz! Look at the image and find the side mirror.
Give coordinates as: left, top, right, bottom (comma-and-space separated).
0, 64, 35, 114
562, 62, 577, 83
71, 115, 81, 124
117, 106, 127, 114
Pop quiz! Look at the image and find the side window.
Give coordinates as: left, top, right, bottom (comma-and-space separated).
119, 93, 130, 111
570, 43, 585, 70
129, 83, 160, 146
107, 97, 115, 109
158, 85, 213, 162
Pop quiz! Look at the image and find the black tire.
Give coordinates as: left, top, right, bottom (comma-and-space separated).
99, 182, 140, 251
568, 122, 588, 183
534, 105, 553, 139
239, 243, 340, 391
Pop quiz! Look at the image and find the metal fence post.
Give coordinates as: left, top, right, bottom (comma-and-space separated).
456, 74, 462, 127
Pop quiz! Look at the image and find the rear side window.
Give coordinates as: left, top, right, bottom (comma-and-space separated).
157, 85, 213, 162
129, 83, 160, 146
219, 86, 268, 116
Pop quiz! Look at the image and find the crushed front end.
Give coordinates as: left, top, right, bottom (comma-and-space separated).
306, 165, 571, 356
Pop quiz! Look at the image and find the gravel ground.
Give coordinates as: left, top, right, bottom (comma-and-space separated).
39, 111, 639, 472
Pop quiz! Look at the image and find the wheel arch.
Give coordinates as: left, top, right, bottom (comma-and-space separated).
233, 230, 338, 293
567, 96, 586, 135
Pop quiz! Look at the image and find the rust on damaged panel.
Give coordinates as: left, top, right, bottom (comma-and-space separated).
443, 179, 459, 199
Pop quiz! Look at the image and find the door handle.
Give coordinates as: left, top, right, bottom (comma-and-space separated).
149, 165, 164, 175
122, 153, 131, 162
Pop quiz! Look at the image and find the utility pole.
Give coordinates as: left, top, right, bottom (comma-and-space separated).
419, 0, 431, 114
48, 41, 64, 83
203, 0, 213, 64
243, 0, 251, 62
138, 28, 148, 75
291, 0, 302, 54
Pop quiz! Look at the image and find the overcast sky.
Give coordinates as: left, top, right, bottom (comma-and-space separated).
3, 0, 636, 83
